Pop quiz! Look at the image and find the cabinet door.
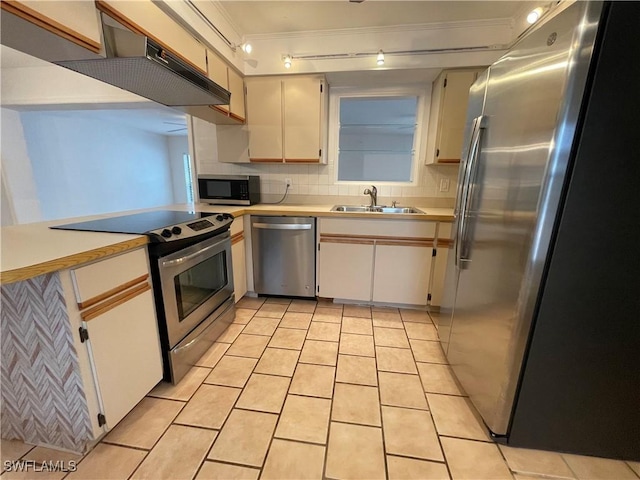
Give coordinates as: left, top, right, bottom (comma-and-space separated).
232, 239, 247, 300
98, 0, 207, 72
246, 78, 283, 161
318, 241, 374, 301
6, 0, 101, 51
283, 77, 322, 162
85, 289, 162, 429
436, 70, 478, 162
228, 68, 246, 122
207, 50, 229, 113
373, 244, 433, 305
429, 247, 450, 307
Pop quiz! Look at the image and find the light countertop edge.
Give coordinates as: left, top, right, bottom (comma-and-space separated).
1, 204, 454, 284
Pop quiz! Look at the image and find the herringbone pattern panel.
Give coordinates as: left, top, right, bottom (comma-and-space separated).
1, 272, 93, 451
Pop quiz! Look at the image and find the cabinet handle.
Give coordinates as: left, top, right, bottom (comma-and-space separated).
455, 115, 486, 269
81, 282, 150, 322
252, 223, 312, 230
78, 274, 149, 310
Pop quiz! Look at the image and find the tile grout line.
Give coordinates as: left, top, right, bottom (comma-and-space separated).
321, 305, 340, 480
374, 322, 391, 480
261, 301, 317, 478
402, 314, 454, 480
197, 316, 268, 477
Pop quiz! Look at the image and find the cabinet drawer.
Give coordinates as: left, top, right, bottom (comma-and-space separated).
72, 248, 149, 307
319, 218, 436, 238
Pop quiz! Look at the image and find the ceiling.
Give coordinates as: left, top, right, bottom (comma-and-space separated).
216, 1, 535, 36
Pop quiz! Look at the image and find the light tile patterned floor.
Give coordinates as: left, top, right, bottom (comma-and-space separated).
2, 296, 639, 480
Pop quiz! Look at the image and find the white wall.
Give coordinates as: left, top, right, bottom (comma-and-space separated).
0, 108, 43, 224
18, 110, 175, 221
166, 135, 191, 204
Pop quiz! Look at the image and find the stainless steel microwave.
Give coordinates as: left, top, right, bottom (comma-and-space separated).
197, 175, 261, 205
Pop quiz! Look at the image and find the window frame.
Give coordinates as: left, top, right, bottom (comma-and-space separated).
328, 86, 428, 186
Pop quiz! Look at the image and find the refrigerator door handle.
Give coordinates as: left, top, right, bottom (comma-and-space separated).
456, 115, 487, 268
455, 117, 480, 268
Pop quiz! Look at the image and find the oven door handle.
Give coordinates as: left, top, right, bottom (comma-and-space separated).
161, 236, 228, 267
252, 223, 312, 230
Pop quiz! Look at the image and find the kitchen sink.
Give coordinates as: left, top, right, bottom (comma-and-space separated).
331, 205, 424, 214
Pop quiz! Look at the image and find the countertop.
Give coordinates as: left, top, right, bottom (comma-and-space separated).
1, 204, 453, 284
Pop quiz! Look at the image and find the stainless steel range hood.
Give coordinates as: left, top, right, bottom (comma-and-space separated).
52, 13, 230, 107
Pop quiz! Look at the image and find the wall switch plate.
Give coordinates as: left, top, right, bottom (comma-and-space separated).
285, 178, 292, 187
439, 178, 450, 192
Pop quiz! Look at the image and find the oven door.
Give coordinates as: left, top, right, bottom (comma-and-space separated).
158, 231, 234, 348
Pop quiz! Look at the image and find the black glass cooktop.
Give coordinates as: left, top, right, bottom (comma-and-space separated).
51, 211, 215, 235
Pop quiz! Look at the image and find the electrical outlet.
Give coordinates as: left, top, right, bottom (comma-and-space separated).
285, 178, 292, 187
439, 178, 450, 192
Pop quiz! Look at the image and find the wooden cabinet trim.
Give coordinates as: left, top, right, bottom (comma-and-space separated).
436, 238, 454, 248
96, 1, 207, 76
1, 1, 101, 53
231, 231, 244, 246
436, 159, 461, 164
81, 281, 151, 322
78, 274, 149, 310
321, 233, 434, 246
320, 237, 375, 246
250, 158, 283, 163
285, 158, 321, 163
228, 111, 246, 123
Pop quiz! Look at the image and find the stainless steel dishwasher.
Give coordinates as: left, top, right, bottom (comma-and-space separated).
251, 216, 316, 298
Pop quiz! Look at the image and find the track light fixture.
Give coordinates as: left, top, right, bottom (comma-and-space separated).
527, 7, 543, 24
376, 50, 385, 66
283, 55, 292, 69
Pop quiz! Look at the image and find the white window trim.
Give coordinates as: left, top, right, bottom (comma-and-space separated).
328, 86, 429, 186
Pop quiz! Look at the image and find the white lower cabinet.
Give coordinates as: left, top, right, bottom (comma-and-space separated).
318, 218, 436, 306
373, 244, 433, 305
318, 241, 374, 301
82, 288, 162, 429
231, 216, 247, 301
70, 247, 163, 432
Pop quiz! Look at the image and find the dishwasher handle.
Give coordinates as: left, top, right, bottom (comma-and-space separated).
252, 223, 312, 230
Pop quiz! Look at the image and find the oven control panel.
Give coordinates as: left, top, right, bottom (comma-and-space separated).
147, 213, 233, 243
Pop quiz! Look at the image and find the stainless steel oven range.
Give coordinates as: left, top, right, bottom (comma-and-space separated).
146, 213, 235, 384
52, 210, 236, 384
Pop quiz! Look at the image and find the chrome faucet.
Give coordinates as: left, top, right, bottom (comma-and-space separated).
363, 185, 378, 207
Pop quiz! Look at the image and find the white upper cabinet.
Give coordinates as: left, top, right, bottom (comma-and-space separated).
246, 77, 285, 161
425, 68, 484, 165
2, 0, 101, 52
97, 0, 207, 73
207, 49, 246, 123
245, 75, 326, 163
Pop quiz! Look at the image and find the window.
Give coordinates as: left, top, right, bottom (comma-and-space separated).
183, 153, 195, 204
330, 89, 424, 183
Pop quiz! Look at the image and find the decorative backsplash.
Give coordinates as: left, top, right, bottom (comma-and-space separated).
1, 272, 93, 452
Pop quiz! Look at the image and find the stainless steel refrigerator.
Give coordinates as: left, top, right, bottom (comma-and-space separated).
439, 0, 639, 460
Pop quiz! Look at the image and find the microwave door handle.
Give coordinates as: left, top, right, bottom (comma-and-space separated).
161, 236, 228, 267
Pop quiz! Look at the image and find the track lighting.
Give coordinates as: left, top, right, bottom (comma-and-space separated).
527, 7, 543, 24
241, 43, 252, 54
376, 50, 385, 66
283, 55, 292, 69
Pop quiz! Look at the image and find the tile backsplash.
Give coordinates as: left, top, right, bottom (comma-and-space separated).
192, 120, 457, 207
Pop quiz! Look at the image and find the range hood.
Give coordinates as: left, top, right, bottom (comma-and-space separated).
53, 13, 230, 107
